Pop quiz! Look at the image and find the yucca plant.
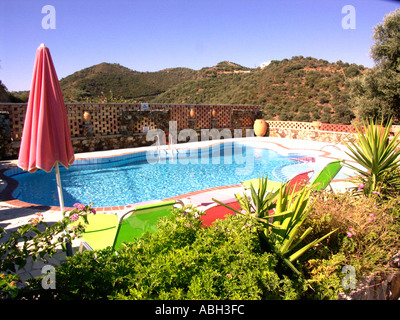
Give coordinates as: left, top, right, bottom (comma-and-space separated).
234, 176, 279, 219
259, 184, 337, 275
344, 118, 400, 196
213, 177, 337, 276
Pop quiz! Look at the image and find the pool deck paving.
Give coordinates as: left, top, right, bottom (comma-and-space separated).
0, 137, 357, 282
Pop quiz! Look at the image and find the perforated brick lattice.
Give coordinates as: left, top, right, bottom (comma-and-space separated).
0, 103, 261, 139
2, 103, 372, 142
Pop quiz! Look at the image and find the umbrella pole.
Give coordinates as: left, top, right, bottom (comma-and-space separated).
55, 162, 64, 213
55, 162, 72, 256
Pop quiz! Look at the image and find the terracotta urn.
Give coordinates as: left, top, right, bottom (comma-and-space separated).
212, 109, 217, 118
83, 111, 91, 122
189, 108, 195, 119
253, 119, 268, 137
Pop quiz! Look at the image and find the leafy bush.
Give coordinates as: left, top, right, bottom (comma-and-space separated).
38, 206, 323, 300
0, 204, 94, 274
0, 204, 96, 299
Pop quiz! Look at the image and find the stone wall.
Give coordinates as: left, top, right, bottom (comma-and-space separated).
269, 126, 355, 145
339, 270, 400, 300
339, 251, 400, 300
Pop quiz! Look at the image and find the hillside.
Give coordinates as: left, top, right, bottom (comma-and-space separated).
59, 61, 256, 103
6, 57, 366, 124
59, 62, 199, 102
152, 56, 365, 124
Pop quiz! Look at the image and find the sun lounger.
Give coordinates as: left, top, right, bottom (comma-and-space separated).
200, 198, 241, 227
309, 159, 344, 191
78, 200, 183, 252
241, 159, 344, 193
241, 170, 314, 193
187, 192, 237, 206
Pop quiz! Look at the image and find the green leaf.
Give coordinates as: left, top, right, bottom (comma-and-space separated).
288, 228, 338, 262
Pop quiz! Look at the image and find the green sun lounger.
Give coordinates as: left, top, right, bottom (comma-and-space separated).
78, 200, 183, 252
241, 160, 344, 193
309, 159, 344, 191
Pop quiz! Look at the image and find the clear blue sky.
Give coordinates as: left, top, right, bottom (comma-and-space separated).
1, 0, 399, 91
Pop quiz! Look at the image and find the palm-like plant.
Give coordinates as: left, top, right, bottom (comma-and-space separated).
213, 177, 337, 276
344, 118, 400, 195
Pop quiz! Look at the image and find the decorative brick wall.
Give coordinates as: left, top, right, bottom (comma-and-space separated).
0, 103, 260, 159
320, 123, 357, 133
0, 103, 260, 141
231, 109, 262, 129
120, 110, 170, 134
7, 101, 397, 160
0, 111, 12, 159
268, 120, 357, 133
268, 121, 314, 131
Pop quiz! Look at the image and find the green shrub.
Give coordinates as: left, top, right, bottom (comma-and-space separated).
0, 204, 96, 299
40, 206, 319, 300
21, 193, 398, 301
0, 204, 94, 273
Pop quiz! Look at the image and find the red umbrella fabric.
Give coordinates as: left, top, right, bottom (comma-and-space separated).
18, 43, 74, 211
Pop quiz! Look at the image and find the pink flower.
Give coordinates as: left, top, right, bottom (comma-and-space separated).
29, 218, 39, 226
367, 213, 376, 222
73, 203, 85, 210
357, 183, 364, 191
347, 228, 356, 237
91, 208, 96, 215
29, 212, 44, 226
70, 214, 79, 222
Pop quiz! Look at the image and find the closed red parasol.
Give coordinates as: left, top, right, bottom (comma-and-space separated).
18, 43, 74, 213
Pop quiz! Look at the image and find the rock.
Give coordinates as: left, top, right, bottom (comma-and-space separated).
390, 251, 400, 268
338, 270, 400, 300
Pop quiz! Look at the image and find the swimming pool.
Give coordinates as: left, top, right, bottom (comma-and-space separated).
5, 140, 350, 208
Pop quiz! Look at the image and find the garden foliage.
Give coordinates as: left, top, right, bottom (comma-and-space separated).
0, 204, 95, 299
47, 206, 312, 300
344, 118, 400, 196
214, 177, 337, 276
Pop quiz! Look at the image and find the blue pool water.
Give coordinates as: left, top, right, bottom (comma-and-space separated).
6, 142, 343, 207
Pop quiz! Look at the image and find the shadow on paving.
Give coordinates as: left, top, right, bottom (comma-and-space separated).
0, 205, 54, 241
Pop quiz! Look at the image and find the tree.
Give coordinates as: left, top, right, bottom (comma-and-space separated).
0, 80, 10, 103
348, 9, 400, 123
